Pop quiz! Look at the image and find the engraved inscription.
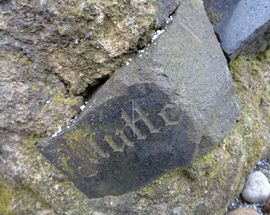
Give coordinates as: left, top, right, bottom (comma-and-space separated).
115, 128, 134, 147
104, 135, 125, 152
158, 103, 178, 126
103, 101, 179, 154
78, 165, 98, 178
133, 100, 160, 134
91, 140, 110, 159
121, 107, 147, 140
38, 83, 197, 198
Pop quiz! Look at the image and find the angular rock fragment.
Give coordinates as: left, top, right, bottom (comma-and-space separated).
38, 0, 240, 198
204, 0, 270, 59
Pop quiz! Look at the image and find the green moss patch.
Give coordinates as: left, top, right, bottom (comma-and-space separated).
0, 181, 14, 215
52, 91, 81, 107
138, 47, 270, 214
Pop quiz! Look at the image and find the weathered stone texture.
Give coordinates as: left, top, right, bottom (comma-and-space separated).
155, 0, 181, 28
0, 0, 269, 214
204, 0, 270, 58
0, 0, 180, 134
3, 47, 269, 215
38, 0, 240, 198
0, 48, 83, 135
0, 0, 181, 213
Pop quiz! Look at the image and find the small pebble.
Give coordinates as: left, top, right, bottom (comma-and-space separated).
241, 171, 270, 203
229, 208, 260, 215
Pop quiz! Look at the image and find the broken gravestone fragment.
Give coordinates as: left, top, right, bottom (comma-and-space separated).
204, 0, 270, 59
38, 0, 240, 199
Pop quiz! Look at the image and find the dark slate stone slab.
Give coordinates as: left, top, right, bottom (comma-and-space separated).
39, 83, 198, 198
204, 0, 270, 59
38, 0, 240, 198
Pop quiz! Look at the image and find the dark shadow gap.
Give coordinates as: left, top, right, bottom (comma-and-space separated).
81, 75, 110, 103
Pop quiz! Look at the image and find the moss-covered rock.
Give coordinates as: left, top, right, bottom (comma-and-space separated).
0, 0, 181, 137
1, 46, 268, 214
0, 181, 13, 215
0, 0, 269, 213
0, 180, 53, 215
113, 47, 269, 215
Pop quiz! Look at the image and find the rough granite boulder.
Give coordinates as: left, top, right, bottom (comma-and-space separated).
38, 0, 240, 198
204, 0, 270, 59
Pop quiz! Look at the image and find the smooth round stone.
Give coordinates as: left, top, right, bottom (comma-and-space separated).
229, 208, 259, 215
241, 171, 270, 203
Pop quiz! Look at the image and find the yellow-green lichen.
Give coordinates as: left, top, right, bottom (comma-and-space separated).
52, 91, 81, 107
138, 47, 270, 215
17, 55, 32, 66
64, 128, 104, 163
65, 1, 96, 19
54, 0, 157, 94
0, 181, 14, 215
59, 154, 72, 173
64, 128, 98, 149
206, 9, 221, 26
228, 46, 270, 166
103, 134, 113, 145
64, 129, 90, 143
22, 135, 41, 158
0, 180, 52, 215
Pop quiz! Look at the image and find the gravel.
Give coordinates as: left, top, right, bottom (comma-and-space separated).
226, 158, 270, 215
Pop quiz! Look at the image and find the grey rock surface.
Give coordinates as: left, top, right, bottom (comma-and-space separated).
241, 171, 270, 203
0, 0, 186, 213
0, 0, 181, 136
155, 0, 181, 28
204, 0, 270, 59
38, 0, 240, 199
